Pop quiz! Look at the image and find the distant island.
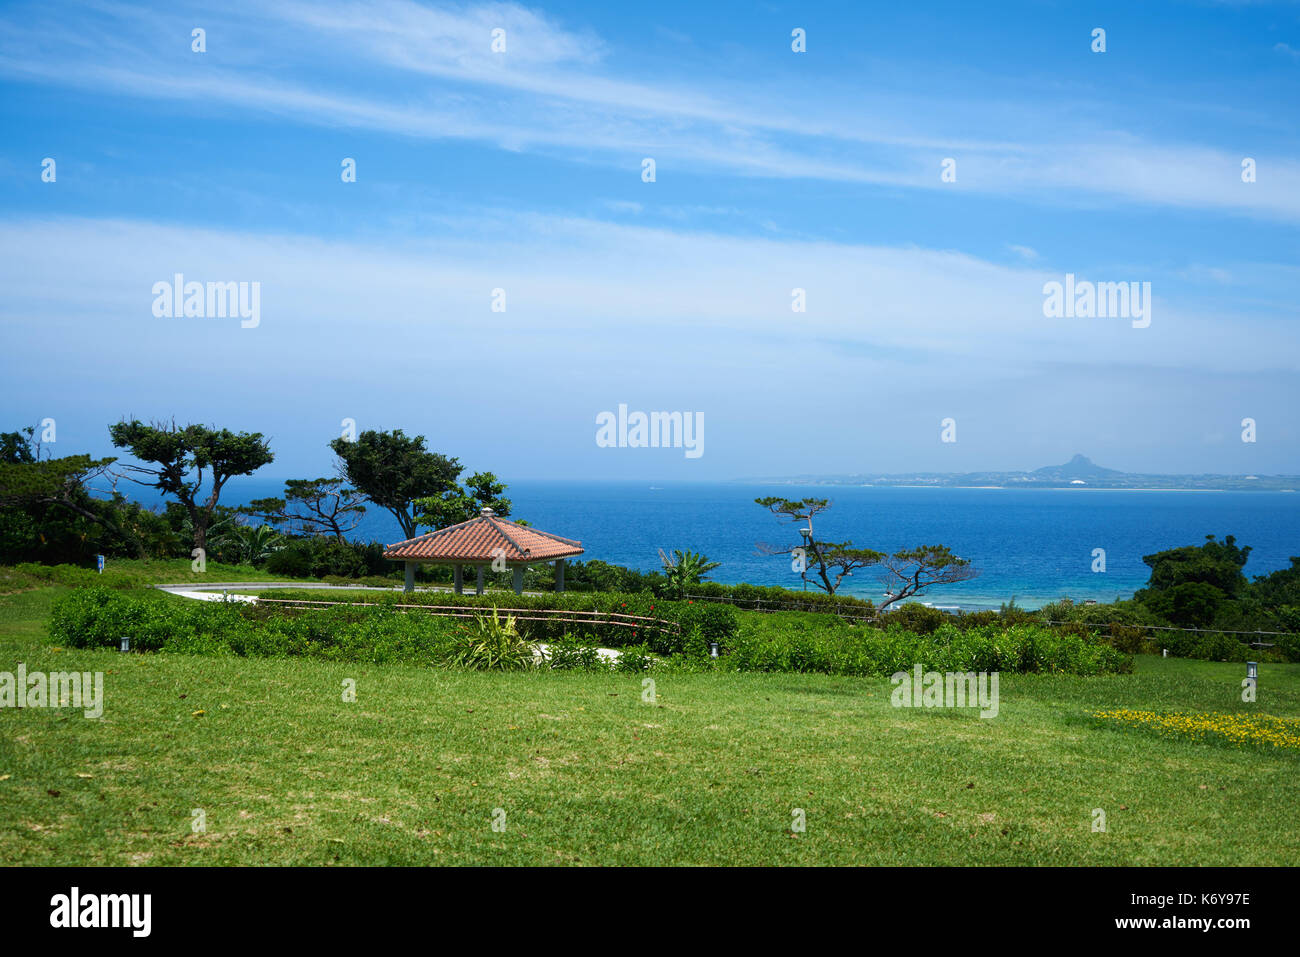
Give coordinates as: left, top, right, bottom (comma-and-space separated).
747, 454, 1300, 491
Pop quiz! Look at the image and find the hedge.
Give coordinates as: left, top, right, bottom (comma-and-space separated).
685, 580, 876, 615
50, 587, 498, 666
252, 588, 736, 655
47, 587, 733, 663
727, 612, 1131, 676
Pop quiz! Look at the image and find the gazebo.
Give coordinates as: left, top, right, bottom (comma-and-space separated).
383, 507, 584, 595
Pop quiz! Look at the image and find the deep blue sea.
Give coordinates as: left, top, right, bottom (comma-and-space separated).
158, 479, 1300, 610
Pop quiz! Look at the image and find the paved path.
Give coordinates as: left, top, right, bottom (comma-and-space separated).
154, 581, 550, 597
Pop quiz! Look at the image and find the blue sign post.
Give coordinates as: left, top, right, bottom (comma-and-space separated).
96, 555, 105, 574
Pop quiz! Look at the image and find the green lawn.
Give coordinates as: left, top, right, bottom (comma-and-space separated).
1, 558, 330, 591
2, 582, 1297, 865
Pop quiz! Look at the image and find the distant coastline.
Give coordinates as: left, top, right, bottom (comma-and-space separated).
749, 482, 1297, 493
867, 486, 1245, 492
743, 454, 1300, 492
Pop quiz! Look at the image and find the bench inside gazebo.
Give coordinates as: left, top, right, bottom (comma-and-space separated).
383, 507, 584, 595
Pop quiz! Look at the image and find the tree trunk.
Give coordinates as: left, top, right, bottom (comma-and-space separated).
191, 507, 208, 556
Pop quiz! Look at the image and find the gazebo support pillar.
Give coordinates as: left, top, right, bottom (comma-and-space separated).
512, 567, 524, 595
476, 565, 485, 596
404, 561, 415, 593
453, 564, 463, 595
555, 559, 565, 593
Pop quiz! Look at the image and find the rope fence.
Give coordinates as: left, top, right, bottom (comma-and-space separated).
250, 596, 682, 634
231, 593, 1289, 648
682, 592, 1291, 646
683, 592, 879, 620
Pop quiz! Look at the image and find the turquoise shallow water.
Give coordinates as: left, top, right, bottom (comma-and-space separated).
187, 479, 1300, 610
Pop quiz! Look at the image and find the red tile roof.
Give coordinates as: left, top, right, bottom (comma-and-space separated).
383, 508, 583, 563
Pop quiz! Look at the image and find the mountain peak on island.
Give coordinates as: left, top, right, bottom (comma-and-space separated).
746, 453, 1299, 489
1033, 454, 1122, 480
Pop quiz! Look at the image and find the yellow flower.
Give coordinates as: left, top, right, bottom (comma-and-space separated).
1090, 709, 1300, 751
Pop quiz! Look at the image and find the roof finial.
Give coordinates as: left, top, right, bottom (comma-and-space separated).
480, 506, 495, 517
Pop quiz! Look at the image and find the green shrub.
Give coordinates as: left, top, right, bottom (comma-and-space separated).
445, 609, 539, 671
1036, 599, 1160, 631
1191, 632, 1250, 663
614, 643, 654, 673
258, 588, 737, 657
546, 636, 609, 671
726, 615, 1129, 677
1274, 633, 1300, 663
1154, 629, 1253, 662
48, 587, 1129, 677
881, 603, 948, 635
264, 538, 390, 579
686, 581, 876, 616
677, 601, 736, 649
49, 586, 249, 652
952, 609, 1003, 629
50, 588, 466, 666
1104, 623, 1149, 655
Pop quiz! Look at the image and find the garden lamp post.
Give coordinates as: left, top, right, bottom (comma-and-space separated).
799, 527, 811, 592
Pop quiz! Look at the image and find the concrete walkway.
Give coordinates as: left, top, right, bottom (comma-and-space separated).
154, 581, 550, 597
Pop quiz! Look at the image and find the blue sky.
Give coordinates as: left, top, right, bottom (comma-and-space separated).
1, 0, 1298, 481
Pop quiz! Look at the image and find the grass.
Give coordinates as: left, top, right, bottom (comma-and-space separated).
3, 559, 317, 590
2, 577, 1298, 865
245, 585, 531, 601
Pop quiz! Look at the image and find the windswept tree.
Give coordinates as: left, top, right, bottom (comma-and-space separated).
108, 419, 274, 554
755, 497, 977, 604
658, 548, 721, 599
755, 497, 883, 595
0, 427, 38, 465
245, 477, 366, 543
412, 471, 511, 531
875, 545, 978, 611
1133, 534, 1252, 627
1138, 534, 1251, 598
330, 429, 506, 538
0, 428, 145, 557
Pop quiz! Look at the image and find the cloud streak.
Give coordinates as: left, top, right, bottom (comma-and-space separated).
0, 213, 1294, 373
2, 0, 1298, 219
1, 213, 1294, 476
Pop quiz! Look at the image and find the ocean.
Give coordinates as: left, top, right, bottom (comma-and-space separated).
158, 478, 1300, 610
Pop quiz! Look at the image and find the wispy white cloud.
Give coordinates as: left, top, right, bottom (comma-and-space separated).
2, 0, 1298, 220
0, 213, 1293, 375
1, 213, 1295, 475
